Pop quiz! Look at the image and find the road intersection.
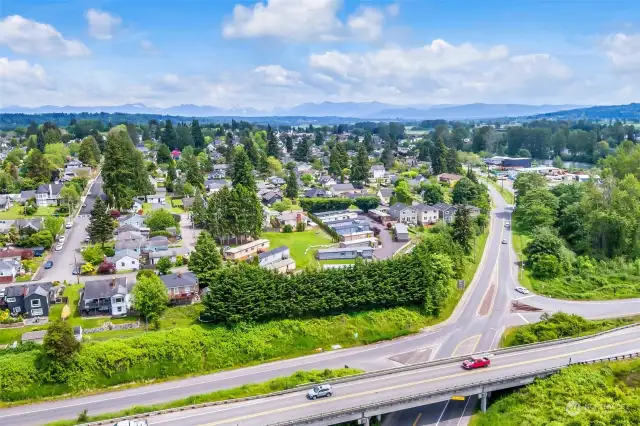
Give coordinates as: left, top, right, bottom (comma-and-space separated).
1, 184, 639, 426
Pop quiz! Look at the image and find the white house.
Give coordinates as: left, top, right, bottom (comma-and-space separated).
35, 183, 63, 206
118, 214, 145, 230
414, 204, 439, 225
370, 165, 385, 179
149, 247, 190, 265
110, 250, 140, 272
388, 203, 418, 225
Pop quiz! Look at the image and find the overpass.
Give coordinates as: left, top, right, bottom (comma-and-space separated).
80, 324, 640, 426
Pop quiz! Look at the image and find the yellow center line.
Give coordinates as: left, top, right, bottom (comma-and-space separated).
197, 336, 640, 426
452, 334, 482, 357
412, 412, 423, 426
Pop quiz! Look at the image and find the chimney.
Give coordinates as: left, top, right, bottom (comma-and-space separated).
296, 213, 302, 224
177, 272, 182, 278
110, 278, 116, 288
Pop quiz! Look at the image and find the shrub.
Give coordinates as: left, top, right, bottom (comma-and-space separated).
299, 198, 352, 213
296, 222, 306, 232
283, 224, 293, 233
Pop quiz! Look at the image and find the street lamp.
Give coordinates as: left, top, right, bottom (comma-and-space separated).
73, 252, 80, 285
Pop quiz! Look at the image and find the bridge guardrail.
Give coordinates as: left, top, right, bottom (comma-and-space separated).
78, 349, 640, 426
272, 351, 640, 426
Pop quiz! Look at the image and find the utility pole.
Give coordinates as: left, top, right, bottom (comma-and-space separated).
73, 252, 80, 285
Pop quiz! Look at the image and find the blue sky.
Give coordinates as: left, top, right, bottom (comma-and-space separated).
1, 0, 639, 109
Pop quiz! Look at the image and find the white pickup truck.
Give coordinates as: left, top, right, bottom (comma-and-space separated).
113, 421, 148, 426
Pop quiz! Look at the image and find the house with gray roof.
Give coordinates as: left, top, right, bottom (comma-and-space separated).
109, 250, 140, 272
80, 277, 133, 317
388, 203, 417, 225
160, 271, 199, 304
2, 282, 54, 318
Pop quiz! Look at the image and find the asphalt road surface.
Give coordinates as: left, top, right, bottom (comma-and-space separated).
3, 182, 640, 425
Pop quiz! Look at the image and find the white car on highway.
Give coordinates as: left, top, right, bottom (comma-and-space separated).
515, 287, 530, 295
307, 384, 332, 399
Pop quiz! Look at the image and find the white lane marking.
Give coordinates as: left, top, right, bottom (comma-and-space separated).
490, 326, 505, 349
456, 396, 473, 426
512, 295, 535, 301
435, 400, 450, 426
518, 313, 530, 324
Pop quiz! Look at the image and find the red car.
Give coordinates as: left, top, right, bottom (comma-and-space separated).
462, 356, 491, 370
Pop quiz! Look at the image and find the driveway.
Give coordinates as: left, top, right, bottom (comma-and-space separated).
356, 215, 405, 260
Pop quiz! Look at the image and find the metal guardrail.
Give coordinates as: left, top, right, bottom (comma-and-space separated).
272, 351, 640, 426
77, 340, 640, 426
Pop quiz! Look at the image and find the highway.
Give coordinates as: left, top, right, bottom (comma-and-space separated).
106, 326, 640, 425
2, 182, 640, 425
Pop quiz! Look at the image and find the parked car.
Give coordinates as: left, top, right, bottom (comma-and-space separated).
65, 221, 73, 229
0, 288, 5, 299
515, 287, 530, 295
58, 236, 66, 243
505, 221, 510, 228
84, 236, 90, 243
72, 266, 81, 275
462, 356, 491, 370
55, 244, 64, 251
44, 261, 54, 269
307, 384, 333, 400
501, 239, 507, 244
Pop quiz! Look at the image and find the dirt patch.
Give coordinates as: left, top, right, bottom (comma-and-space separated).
478, 285, 496, 316
389, 348, 433, 365
511, 301, 543, 313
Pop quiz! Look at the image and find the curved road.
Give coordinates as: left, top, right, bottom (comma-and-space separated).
1, 184, 639, 425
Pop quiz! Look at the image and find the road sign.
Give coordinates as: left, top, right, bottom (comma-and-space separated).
451, 395, 465, 401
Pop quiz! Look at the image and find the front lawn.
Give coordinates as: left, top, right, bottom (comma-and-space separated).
0, 205, 59, 219
263, 229, 334, 268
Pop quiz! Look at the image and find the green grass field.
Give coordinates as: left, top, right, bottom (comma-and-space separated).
0, 205, 58, 220
263, 229, 334, 268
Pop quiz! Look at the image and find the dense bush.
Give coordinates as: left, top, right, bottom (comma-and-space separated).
353, 196, 379, 212
299, 197, 352, 213
307, 212, 340, 242
201, 241, 454, 324
0, 307, 431, 401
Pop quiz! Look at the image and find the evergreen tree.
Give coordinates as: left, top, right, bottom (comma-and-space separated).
79, 136, 101, 167
452, 205, 473, 254
446, 147, 460, 173
285, 169, 298, 198
242, 136, 260, 168
86, 198, 114, 246
285, 135, 293, 153
191, 119, 205, 149
161, 120, 178, 149
314, 132, 323, 146
294, 136, 311, 162
381, 142, 395, 169
189, 231, 222, 280
156, 143, 172, 163
132, 151, 154, 196
363, 132, 374, 153
36, 130, 46, 152
266, 127, 281, 159
142, 125, 151, 141
23, 148, 50, 183
26, 121, 38, 137
231, 148, 256, 191
184, 151, 204, 189
91, 129, 105, 152
102, 126, 136, 210
431, 137, 447, 175
176, 122, 194, 149
126, 123, 139, 145
350, 143, 370, 187
191, 190, 207, 227
329, 142, 349, 179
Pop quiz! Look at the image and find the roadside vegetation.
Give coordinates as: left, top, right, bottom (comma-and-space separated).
501, 312, 640, 347
473, 358, 640, 426
44, 368, 362, 426
512, 141, 640, 300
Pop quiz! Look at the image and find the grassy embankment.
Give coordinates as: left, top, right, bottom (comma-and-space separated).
470, 358, 640, 426
45, 368, 362, 426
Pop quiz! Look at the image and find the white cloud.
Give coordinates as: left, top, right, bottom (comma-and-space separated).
253, 65, 302, 86
140, 39, 160, 54
0, 15, 90, 57
222, 0, 391, 42
602, 33, 640, 72
85, 9, 122, 40
347, 7, 384, 41
386, 3, 400, 17
223, 0, 343, 41
0, 57, 52, 98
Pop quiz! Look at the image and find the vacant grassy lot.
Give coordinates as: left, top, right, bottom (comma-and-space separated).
263, 229, 334, 268
0, 205, 59, 219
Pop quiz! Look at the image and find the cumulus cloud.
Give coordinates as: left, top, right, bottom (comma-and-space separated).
602, 33, 640, 73
0, 15, 90, 57
223, 0, 343, 41
0, 57, 52, 98
253, 65, 302, 86
308, 40, 575, 104
347, 7, 385, 42
85, 9, 122, 40
222, 0, 392, 42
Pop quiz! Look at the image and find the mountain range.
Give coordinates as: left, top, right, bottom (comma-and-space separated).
0, 102, 588, 120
